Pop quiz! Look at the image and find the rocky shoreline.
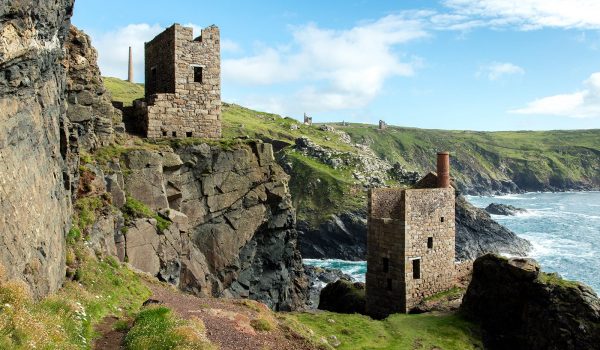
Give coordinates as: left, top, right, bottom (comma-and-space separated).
298, 194, 532, 262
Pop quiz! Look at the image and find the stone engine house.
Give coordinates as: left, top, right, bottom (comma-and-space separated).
134, 23, 221, 139
366, 152, 456, 318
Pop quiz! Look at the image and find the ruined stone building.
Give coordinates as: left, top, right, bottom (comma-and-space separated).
366, 152, 456, 317
129, 23, 221, 138
303, 113, 312, 126
378, 120, 387, 130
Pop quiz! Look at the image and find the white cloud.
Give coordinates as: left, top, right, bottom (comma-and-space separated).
443, 0, 600, 30
223, 14, 427, 112
511, 72, 600, 118
477, 62, 525, 81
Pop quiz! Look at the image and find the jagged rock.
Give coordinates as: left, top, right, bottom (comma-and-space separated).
0, 0, 75, 298
64, 25, 121, 151
298, 210, 367, 261
89, 213, 118, 257
304, 265, 352, 308
126, 219, 161, 276
124, 150, 171, 210
485, 203, 527, 216
456, 195, 531, 260
299, 195, 531, 261
121, 142, 308, 311
461, 254, 600, 350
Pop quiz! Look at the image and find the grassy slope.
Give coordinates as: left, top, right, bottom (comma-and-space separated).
104, 77, 600, 224
285, 311, 481, 350
103, 77, 144, 106
339, 124, 600, 191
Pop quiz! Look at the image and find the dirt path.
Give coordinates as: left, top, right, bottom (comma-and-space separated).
145, 282, 317, 350
93, 316, 128, 350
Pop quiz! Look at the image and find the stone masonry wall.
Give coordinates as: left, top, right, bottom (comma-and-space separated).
142, 24, 221, 139
366, 187, 456, 317
145, 25, 175, 95
403, 188, 455, 310
366, 188, 407, 318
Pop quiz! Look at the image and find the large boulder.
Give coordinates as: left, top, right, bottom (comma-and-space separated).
461, 254, 600, 350
0, 0, 75, 298
318, 279, 365, 314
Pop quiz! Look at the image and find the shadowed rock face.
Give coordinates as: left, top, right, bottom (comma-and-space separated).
97, 142, 308, 311
461, 254, 600, 350
298, 195, 531, 261
0, 0, 75, 298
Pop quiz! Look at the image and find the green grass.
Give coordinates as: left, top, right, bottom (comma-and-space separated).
536, 272, 582, 289
103, 77, 600, 229
250, 318, 274, 332
103, 77, 144, 106
0, 247, 151, 349
75, 196, 104, 232
423, 287, 464, 303
125, 306, 215, 350
286, 311, 482, 350
123, 196, 171, 233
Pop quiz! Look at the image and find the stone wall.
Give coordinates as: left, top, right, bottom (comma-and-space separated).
366, 187, 455, 317
140, 24, 221, 139
0, 0, 75, 298
404, 188, 455, 310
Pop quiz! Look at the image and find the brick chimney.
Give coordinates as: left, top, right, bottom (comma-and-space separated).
437, 152, 450, 188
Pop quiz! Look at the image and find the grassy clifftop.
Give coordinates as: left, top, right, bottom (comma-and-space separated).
104, 77, 600, 224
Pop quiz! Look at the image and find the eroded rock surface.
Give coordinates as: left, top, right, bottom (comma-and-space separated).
64, 25, 122, 150
461, 254, 600, 350
96, 142, 308, 310
0, 0, 75, 298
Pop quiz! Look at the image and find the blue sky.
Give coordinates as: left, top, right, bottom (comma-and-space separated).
72, 0, 600, 130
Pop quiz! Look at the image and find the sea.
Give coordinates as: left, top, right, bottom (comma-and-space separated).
303, 192, 600, 292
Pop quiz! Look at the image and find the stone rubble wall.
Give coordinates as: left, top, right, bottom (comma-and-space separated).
403, 188, 456, 310
0, 0, 75, 298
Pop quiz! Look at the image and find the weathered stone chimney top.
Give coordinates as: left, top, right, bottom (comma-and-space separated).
437, 152, 450, 188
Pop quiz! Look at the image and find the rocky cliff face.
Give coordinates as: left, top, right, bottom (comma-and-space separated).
0, 0, 75, 298
64, 25, 121, 151
299, 195, 530, 261
89, 142, 308, 310
461, 254, 600, 350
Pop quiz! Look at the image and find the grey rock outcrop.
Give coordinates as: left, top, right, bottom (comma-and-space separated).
304, 265, 352, 309
0, 0, 75, 298
111, 142, 307, 311
64, 25, 121, 151
455, 195, 531, 260
484, 202, 527, 216
461, 254, 600, 350
299, 195, 531, 261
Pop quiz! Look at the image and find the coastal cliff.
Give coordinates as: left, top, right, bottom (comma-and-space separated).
86, 142, 308, 310
0, 0, 75, 298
